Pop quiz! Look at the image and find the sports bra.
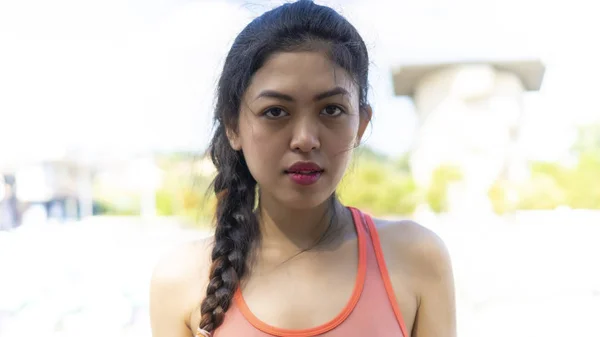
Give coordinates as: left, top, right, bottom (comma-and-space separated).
212, 207, 409, 336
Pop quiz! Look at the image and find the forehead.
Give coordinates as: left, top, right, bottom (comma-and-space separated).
246, 51, 357, 99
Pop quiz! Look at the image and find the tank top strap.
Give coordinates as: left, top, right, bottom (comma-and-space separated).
347, 206, 370, 237
347, 207, 410, 337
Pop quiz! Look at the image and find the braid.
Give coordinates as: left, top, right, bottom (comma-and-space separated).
200, 127, 259, 333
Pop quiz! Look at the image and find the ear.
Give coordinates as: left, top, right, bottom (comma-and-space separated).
226, 127, 242, 151
356, 105, 372, 145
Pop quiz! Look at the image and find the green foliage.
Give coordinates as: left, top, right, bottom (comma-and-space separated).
394, 152, 412, 173
92, 176, 142, 216
154, 155, 216, 226
338, 151, 420, 216
562, 151, 600, 209
353, 146, 389, 163
489, 151, 600, 213
92, 192, 141, 216
425, 165, 463, 213
524, 139, 600, 210
488, 124, 600, 213
516, 174, 567, 210
572, 124, 600, 153
522, 156, 600, 210
488, 180, 511, 214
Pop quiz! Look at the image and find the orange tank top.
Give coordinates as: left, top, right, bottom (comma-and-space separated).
213, 207, 409, 337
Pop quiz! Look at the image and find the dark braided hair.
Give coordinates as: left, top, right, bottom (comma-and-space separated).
200, 0, 370, 333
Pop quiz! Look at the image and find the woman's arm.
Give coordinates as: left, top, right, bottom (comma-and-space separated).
150, 251, 193, 337
150, 242, 210, 337
380, 219, 457, 337
410, 230, 456, 337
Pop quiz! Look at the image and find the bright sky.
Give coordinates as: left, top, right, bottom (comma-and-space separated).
1, 0, 599, 163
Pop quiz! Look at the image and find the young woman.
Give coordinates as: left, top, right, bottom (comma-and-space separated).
150, 1, 456, 336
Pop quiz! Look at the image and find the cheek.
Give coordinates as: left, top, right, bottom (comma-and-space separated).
323, 125, 358, 173
240, 122, 282, 154
325, 119, 359, 152
238, 121, 284, 175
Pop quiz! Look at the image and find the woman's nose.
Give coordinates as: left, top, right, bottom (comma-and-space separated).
290, 117, 320, 153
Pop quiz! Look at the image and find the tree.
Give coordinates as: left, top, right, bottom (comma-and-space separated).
338, 148, 421, 216
488, 123, 600, 213
425, 164, 463, 213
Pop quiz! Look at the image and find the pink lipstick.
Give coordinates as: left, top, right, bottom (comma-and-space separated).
285, 162, 324, 186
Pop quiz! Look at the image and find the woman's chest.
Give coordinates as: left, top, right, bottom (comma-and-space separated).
240, 255, 359, 330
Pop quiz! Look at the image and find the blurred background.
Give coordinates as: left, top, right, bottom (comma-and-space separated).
1, 0, 599, 336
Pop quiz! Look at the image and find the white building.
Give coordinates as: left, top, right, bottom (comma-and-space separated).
392, 59, 545, 214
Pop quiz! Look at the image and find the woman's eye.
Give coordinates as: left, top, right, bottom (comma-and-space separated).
263, 107, 289, 119
321, 105, 344, 117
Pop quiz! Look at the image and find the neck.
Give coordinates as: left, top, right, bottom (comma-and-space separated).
257, 194, 344, 252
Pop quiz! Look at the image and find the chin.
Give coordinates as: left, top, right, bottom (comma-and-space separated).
278, 189, 334, 210
256, 173, 340, 210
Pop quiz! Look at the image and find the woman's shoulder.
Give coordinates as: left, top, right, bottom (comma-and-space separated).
150, 237, 214, 332
367, 217, 456, 335
151, 237, 213, 284
370, 216, 452, 282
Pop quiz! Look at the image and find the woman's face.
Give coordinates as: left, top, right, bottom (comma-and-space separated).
228, 51, 370, 209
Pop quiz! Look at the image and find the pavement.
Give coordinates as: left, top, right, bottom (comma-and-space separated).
0, 210, 599, 337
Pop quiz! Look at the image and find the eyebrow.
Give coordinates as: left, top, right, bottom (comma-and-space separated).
255, 86, 349, 102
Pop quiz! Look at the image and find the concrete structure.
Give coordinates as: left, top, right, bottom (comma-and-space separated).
1, 159, 95, 226
0, 150, 165, 227
392, 59, 545, 214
